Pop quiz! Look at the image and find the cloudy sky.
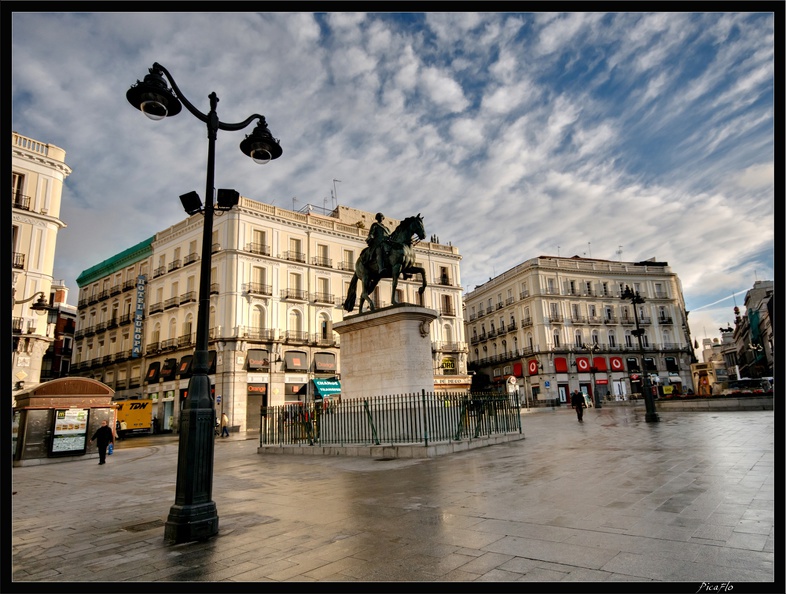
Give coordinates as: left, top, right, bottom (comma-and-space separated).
11, 11, 775, 351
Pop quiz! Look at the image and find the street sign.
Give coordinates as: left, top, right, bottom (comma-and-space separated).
216, 395, 221, 404
544, 381, 551, 388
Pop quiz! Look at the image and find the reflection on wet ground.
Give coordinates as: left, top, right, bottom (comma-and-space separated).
12, 407, 775, 583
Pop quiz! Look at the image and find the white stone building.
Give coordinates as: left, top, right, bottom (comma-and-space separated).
464, 255, 695, 404
11, 132, 72, 397
72, 199, 467, 432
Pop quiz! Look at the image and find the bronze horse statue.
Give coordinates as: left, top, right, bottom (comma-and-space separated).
343, 214, 427, 314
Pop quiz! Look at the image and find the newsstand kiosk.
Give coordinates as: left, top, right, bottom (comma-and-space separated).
12, 377, 116, 467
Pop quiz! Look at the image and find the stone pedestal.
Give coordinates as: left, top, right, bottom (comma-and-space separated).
333, 305, 438, 400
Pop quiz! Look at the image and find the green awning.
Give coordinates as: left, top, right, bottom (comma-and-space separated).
312, 378, 341, 398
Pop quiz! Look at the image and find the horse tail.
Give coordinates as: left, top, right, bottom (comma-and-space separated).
343, 274, 359, 312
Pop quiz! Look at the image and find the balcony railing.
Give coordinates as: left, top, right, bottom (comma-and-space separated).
281, 288, 308, 301
110, 284, 122, 295
285, 330, 309, 343
242, 282, 273, 297
146, 342, 159, 354
153, 266, 166, 278
284, 250, 306, 263
210, 283, 220, 295
658, 316, 673, 324
604, 316, 617, 324
120, 313, 133, 325
149, 301, 164, 314
13, 192, 32, 210
12, 252, 25, 269
338, 261, 355, 272
178, 333, 195, 347
438, 276, 452, 286
160, 338, 178, 351
246, 243, 270, 256
123, 279, 136, 291
180, 291, 197, 304
241, 327, 277, 341
312, 292, 334, 304
548, 314, 564, 323
167, 259, 181, 273
184, 252, 199, 266
440, 307, 456, 317
311, 256, 332, 268
164, 296, 179, 309
587, 316, 602, 324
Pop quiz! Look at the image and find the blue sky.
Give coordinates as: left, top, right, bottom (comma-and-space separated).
10, 11, 776, 350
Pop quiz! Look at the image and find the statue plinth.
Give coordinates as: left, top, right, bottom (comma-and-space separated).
334, 305, 438, 400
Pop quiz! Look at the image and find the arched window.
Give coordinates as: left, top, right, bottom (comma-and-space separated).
289, 309, 303, 332
169, 318, 177, 339
552, 331, 560, 348
608, 331, 616, 347
443, 324, 453, 344
182, 314, 193, 340
251, 305, 265, 330
574, 331, 583, 347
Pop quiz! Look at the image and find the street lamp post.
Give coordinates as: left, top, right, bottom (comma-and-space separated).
127, 63, 282, 544
621, 285, 659, 423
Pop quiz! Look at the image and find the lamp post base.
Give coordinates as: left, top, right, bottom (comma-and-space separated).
164, 502, 219, 543
645, 412, 660, 423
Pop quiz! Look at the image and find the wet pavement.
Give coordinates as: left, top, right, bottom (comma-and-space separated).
10, 406, 779, 589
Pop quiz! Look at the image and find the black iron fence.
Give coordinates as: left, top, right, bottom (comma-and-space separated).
260, 391, 522, 447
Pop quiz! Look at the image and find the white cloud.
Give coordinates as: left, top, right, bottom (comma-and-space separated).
418, 66, 469, 112
10, 11, 774, 348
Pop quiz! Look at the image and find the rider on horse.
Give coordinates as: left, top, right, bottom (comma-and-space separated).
366, 212, 391, 274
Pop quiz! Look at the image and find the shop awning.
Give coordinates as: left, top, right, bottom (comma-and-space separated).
160, 358, 178, 381
178, 355, 193, 379
610, 356, 624, 371
592, 356, 607, 371
284, 350, 308, 371
247, 349, 270, 370
314, 352, 336, 372
145, 361, 160, 383
554, 357, 568, 373
312, 378, 341, 398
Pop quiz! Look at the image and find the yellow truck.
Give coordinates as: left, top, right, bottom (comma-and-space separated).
114, 399, 154, 435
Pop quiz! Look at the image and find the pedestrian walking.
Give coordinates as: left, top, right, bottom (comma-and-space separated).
571, 389, 585, 423
115, 419, 122, 441
220, 412, 230, 438
91, 420, 114, 464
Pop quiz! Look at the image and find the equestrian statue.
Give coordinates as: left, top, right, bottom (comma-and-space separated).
343, 212, 427, 314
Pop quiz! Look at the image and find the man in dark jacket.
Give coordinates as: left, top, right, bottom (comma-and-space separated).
91, 420, 114, 464
571, 390, 585, 423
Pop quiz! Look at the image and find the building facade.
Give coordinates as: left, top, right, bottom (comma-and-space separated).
464, 255, 695, 404
11, 132, 72, 397
732, 280, 774, 379
39, 280, 77, 382
71, 200, 468, 432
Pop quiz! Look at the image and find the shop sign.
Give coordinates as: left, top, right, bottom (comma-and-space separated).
132, 275, 146, 358
51, 409, 89, 455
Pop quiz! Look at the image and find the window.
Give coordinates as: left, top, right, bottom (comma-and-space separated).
602, 282, 609, 296
575, 331, 583, 347
569, 280, 576, 295
572, 304, 580, 318
589, 304, 597, 317
553, 332, 560, 348
608, 333, 617, 347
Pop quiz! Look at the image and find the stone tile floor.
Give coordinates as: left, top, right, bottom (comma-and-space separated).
10, 406, 779, 590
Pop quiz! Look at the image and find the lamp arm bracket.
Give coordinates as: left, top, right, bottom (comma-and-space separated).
14, 291, 45, 306
153, 62, 209, 125
218, 114, 266, 133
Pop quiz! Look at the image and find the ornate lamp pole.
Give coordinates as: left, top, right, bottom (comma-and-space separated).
127, 63, 282, 543
621, 285, 659, 422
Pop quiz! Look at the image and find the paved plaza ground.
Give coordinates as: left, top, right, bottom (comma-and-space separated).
9, 405, 780, 592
